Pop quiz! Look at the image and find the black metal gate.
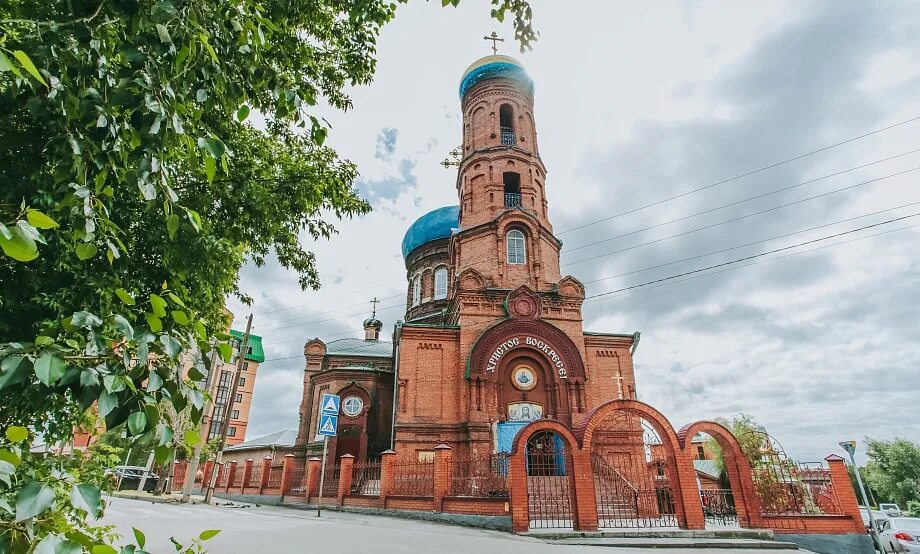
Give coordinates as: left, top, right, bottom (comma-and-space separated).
526, 431, 574, 529
701, 489, 738, 526
592, 412, 678, 528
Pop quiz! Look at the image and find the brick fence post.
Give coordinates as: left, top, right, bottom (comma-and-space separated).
225, 461, 238, 493
306, 457, 322, 500
202, 460, 213, 492
259, 455, 272, 494
433, 444, 452, 512
280, 454, 295, 498
826, 454, 865, 533
379, 449, 396, 508
242, 458, 254, 491
338, 454, 355, 503
508, 444, 529, 533
570, 448, 598, 531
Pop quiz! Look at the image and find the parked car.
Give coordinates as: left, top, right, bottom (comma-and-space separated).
882, 504, 904, 517
106, 466, 159, 492
879, 517, 920, 553
862, 508, 891, 551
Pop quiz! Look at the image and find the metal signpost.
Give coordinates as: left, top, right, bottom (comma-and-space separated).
840, 440, 876, 541
315, 393, 340, 517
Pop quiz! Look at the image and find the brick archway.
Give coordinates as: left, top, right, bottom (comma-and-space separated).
677, 421, 764, 528
576, 399, 705, 530
508, 420, 595, 532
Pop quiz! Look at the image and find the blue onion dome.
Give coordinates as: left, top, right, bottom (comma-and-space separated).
363, 316, 382, 329
401, 205, 460, 259
459, 54, 534, 98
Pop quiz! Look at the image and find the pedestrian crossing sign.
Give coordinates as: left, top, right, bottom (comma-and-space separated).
318, 413, 338, 437
320, 393, 340, 415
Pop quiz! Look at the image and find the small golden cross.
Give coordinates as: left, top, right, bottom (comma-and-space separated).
370, 297, 380, 318
483, 31, 504, 55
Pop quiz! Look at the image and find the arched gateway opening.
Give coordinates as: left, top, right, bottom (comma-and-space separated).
525, 430, 575, 529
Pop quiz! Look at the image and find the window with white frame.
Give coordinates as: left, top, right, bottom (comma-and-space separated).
412, 275, 421, 306
506, 229, 526, 265
434, 267, 448, 300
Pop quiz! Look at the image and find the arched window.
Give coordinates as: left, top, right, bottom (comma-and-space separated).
499, 104, 515, 146
506, 229, 526, 265
434, 267, 448, 300
503, 172, 521, 208
412, 275, 421, 306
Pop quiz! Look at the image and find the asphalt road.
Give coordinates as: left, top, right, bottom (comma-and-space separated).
101, 496, 804, 554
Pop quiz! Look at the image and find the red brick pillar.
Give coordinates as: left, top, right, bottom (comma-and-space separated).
226, 461, 238, 493
571, 449, 598, 531
338, 454, 355, 503
306, 457, 322, 500
826, 454, 864, 533
675, 450, 706, 530
259, 456, 272, 493
242, 458, 254, 490
379, 449, 396, 507
202, 460, 213, 490
433, 444, 453, 512
508, 444, 529, 533
280, 454, 295, 498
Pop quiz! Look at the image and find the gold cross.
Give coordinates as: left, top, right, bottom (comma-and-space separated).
613, 370, 625, 400
370, 297, 380, 318
483, 31, 504, 55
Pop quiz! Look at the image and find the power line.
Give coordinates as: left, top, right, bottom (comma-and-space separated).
563, 165, 920, 267
562, 148, 920, 254
557, 114, 920, 235
584, 212, 920, 300
256, 292, 403, 328
255, 301, 405, 333
581, 201, 920, 287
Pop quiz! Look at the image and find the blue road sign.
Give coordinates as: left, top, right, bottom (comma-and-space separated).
320, 393, 340, 415
318, 414, 338, 437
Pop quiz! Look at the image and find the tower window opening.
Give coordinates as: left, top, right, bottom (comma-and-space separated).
434, 267, 448, 300
506, 229, 526, 265
412, 275, 421, 306
503, 172, 521, 208
499, 104, 515, 146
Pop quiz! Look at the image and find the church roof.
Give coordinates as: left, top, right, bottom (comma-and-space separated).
694, 459, 722, 481
325, 337, 393, 358
401, 205, 459, 259
459, 54, 534, 98
224, 429, 296, 451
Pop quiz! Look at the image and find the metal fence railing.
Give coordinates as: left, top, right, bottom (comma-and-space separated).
351, 459, 382, 496
392, 459, 434, 496
448, 454, 509, 497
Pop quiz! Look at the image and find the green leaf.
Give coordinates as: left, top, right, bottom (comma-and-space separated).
171, 310, 188, 325
92, 546, 118, 554
0, 355, 27, 390
15, 481, 54, 521
115, 288, 136, 306
150, 294, 167, 317
167, 292, 186, 307
113, 314, 135, 340
133, 527, 146, 549
185, 209, 202, 233
183, 429, 201, 447
199, 530, 221, 541
5, 426, 28, 443
76, 243, 99, 260
34, 534, 64, 554
72, 311, 103, 328
26, 210, 59, 229
0, 51, 22, 77
127, 411, 147, 435
146, 371, 163, 392
0, 460, 14, 487
166, 213, 180, 240
97, 391, 117, 417
0, 223, 39, 261
155, 24, 171, 44
204, 156, 216, 183
187, 365, 204, 382
157, 423, 174, 447
236, 105, 250, 122
154, 444, 170, 465
160, 334, 181, 357
71, 483, 102, 518
197, 137, 226, 159
217, 342, 232, 362
34, 355, 66, 386
0, 449, 21, 468
12, 50, 47, 86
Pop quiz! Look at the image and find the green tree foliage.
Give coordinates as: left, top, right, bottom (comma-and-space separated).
863, 437, 920, 508
705, 413, 769, 475
0, 1, 535, 551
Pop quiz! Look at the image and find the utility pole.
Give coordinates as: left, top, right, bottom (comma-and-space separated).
181, 343, 220, 502
204, 314, 252, 504
840, 441, 877, 541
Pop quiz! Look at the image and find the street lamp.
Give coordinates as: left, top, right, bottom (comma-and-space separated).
840, 440, 876, 540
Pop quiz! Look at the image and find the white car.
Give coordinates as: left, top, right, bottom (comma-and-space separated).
879, 517, 920, 553
882, 504, 904, 517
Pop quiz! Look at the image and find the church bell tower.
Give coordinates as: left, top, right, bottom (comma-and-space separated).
453, 53, 562, 293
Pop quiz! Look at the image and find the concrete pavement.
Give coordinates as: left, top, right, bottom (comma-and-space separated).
100, 496, 808, 553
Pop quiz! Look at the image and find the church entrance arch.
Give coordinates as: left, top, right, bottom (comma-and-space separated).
525, 430, 575, 529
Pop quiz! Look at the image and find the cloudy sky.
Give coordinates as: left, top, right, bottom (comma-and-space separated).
226, 1, 920, 463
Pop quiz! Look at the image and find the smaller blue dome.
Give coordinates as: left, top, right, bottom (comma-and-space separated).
401, 205, 460, 259
459, 55, 534, 98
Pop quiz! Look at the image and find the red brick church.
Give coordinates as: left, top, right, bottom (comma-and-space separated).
297, 53, 641, 463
